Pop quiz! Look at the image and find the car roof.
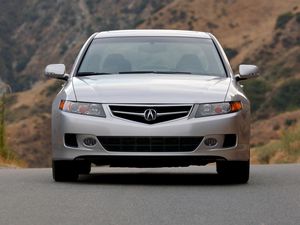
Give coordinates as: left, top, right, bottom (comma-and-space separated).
94, 29, 211, 39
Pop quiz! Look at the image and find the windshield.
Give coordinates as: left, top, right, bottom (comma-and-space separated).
77, 37, 226, 77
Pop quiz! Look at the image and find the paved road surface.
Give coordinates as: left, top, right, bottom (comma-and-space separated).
0, 164, 300, 225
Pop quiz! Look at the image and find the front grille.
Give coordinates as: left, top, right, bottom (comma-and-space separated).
109, 105, 192, 124
98, 136, 203, 152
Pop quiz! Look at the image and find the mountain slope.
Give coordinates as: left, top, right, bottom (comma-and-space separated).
1, 0, 173, 91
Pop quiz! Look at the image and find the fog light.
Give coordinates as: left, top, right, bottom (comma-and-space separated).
204, 138, 218, 147
83, 137, 97, 147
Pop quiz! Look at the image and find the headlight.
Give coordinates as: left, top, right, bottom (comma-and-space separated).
195, 101, 242, 117
59, 100, 106, 117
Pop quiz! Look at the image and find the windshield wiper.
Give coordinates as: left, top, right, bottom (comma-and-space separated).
118, 71, 156, 74
118, 71, 192, 74
76, 72, 113, 76
156, 71, 192, 74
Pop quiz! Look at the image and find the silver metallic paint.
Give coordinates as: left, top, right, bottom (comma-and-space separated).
50, 30, 254, 164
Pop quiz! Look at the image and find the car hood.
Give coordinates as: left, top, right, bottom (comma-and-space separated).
72, 74, 230, 104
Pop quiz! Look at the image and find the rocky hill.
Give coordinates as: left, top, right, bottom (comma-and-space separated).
1, 0, 173, 91
1, 0, 299, 167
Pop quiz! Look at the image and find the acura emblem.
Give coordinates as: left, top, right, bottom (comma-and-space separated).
144, 109, 157, 121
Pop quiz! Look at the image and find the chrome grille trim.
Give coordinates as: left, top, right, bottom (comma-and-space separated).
112, 110, 190, 117
112, 111, 144, 116
109, 104, 193, 124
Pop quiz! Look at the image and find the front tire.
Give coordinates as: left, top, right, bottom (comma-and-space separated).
52, 160, 79, 182
77, 161, 91, 174
216, 160, 250, 183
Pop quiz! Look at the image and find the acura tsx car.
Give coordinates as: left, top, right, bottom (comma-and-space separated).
45, 29, 259, 183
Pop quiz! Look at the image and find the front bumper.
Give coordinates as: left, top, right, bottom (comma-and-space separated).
52, 104, 250, 164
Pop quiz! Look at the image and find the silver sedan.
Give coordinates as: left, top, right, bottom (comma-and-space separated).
45, 30, 259, 183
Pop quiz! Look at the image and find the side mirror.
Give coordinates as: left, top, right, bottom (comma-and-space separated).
235, 64, 259, 81
45, 64, 69, 80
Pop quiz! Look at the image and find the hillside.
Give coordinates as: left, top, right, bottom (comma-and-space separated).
0, 0, 172, 91
1, 0, 300, 167
5, 81, 56, 167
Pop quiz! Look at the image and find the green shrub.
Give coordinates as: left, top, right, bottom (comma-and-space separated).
135, 0, 148, 14
15, 57, 30, 72
14, 75, 38, 92
134, 19, 145, 27
271, 79, 300, 112
207, 22, 219, 29
25, 11, 38, 22
224, 48, 238, 60
285, 118, 297, 127
60, 43, 68, 55
85, 0, 101, 12
295, 12, 300, 24
255, 141, 279, 164
150, 0, 171, 13
275, 12, 293, 29
31, 103, 50, 115
264, 62, 295, 81
42, 81, 63, 97
168, 9, 187, 23
273, 123, 280, 131
243, 79, 270, 112
281, 126, 300, 156
5, 105, 30, 123
4, 94, 17, 108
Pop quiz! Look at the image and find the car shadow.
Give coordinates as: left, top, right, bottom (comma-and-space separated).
77, 171, 245, 185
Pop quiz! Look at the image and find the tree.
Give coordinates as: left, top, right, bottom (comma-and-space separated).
0, 93, 6, 157
0, 82, 12, 159
0, 94, 8, 158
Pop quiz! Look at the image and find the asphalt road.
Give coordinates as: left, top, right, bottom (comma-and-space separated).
0, 164, 300, 225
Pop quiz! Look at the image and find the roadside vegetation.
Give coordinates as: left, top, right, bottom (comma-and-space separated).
0, 93, 26, 167
252, 123, 300, 164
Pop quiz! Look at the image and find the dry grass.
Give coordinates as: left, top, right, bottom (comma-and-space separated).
0, 156, 27, 168
251, 123, 300, 164
250, 110, 300, 147
5, 80, 56, 167
10, 80, 55, 110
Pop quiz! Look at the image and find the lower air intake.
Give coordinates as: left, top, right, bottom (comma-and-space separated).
98, 136, 203, 152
